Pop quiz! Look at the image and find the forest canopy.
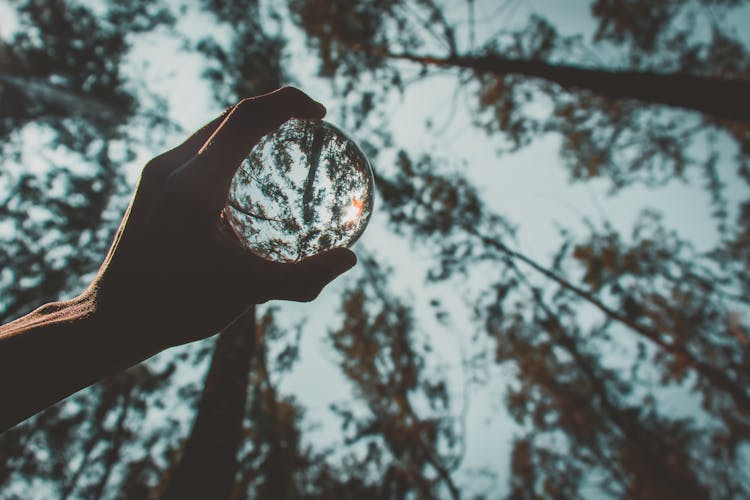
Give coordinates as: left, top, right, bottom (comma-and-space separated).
1, 0, 749, 498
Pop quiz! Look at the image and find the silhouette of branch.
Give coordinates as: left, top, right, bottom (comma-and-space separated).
355, 47, 750, 123
507, 256, 643, 433
468, 226, 750, 412
227, 200, 284, 223
356, 257, 463, 499
91, 384, 134, 500
60, 393, 116, 500
0, 72, 122, 125
504, 258, 710, 494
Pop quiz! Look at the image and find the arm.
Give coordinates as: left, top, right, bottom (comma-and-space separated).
0, 296, 156, 432
0, 87, 356, 433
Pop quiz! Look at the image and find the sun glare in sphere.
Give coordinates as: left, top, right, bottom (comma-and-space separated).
342, 197, 365, 226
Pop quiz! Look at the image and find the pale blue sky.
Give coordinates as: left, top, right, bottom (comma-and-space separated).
2, 0, 749, 496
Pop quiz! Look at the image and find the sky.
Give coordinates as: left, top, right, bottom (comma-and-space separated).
272, 1, 750, 495
284, 1, 749, 494
2, 0, 749, 497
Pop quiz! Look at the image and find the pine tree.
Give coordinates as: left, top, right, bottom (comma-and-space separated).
292, 0, 750, 496
3, 1, 750, 498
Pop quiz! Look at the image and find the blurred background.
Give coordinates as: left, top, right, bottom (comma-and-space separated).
1, 0, 749, 498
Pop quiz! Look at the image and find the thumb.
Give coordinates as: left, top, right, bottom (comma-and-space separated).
272, 248, 357, 302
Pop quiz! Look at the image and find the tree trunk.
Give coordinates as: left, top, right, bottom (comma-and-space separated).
369, 49, 750, 123
161, 308, 256, 500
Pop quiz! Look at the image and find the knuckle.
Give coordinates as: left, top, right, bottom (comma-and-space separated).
278, 86, 306, 105
236, 96, 254, 109
141, 156, 167, 179
232, 98, 256, 120
234, 87, 306, 124
278, 85, 300, 97
233, 96, 269, 126
264, 86, 303, 107
139, 157, 172, 188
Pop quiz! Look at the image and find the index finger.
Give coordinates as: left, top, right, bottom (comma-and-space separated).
189, 87, 326, 205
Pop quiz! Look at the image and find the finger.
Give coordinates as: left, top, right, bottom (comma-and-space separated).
177, 87, 326, 211
119, 107, 235, 238
264, 248, 357, 303
200, 87, 326, 165
145, 106, 234, 176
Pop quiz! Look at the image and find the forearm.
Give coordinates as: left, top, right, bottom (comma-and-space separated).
0, 294, 160, 432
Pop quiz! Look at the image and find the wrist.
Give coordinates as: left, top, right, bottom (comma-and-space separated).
1, 294, 94, 339
79, 288, 168, 361
0, 293, 161, 431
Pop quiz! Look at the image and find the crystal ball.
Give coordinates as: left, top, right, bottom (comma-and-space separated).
224, 119, 374, 262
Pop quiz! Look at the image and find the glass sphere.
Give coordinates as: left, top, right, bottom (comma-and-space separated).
224, 118, 374, 263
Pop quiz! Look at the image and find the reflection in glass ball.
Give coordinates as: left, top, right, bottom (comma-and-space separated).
224, 119, 374, 263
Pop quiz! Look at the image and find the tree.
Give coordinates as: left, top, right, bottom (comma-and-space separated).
2, 0, 750, 498
0, 1, 182, 498
0, 0, 135, 323
161, 312, 256, 500
154, 1, 289, 497
327, 255, 462, 499
291, 0, 750, 496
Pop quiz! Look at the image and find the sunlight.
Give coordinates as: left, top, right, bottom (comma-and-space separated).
342, 197, 364, 226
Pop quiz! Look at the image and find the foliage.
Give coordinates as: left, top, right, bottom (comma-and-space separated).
2, 0, 750, 499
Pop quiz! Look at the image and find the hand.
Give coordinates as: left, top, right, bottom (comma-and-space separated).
0, 87, 355, 431
88, 87, 357, 349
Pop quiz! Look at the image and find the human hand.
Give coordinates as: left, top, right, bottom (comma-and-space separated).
87, 87, 357, 349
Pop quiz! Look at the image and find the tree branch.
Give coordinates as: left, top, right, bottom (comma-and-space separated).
359, 48, 750, 123
471, 227, 750, 412
91, 384, 134, 500
0, 72, 121, 125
